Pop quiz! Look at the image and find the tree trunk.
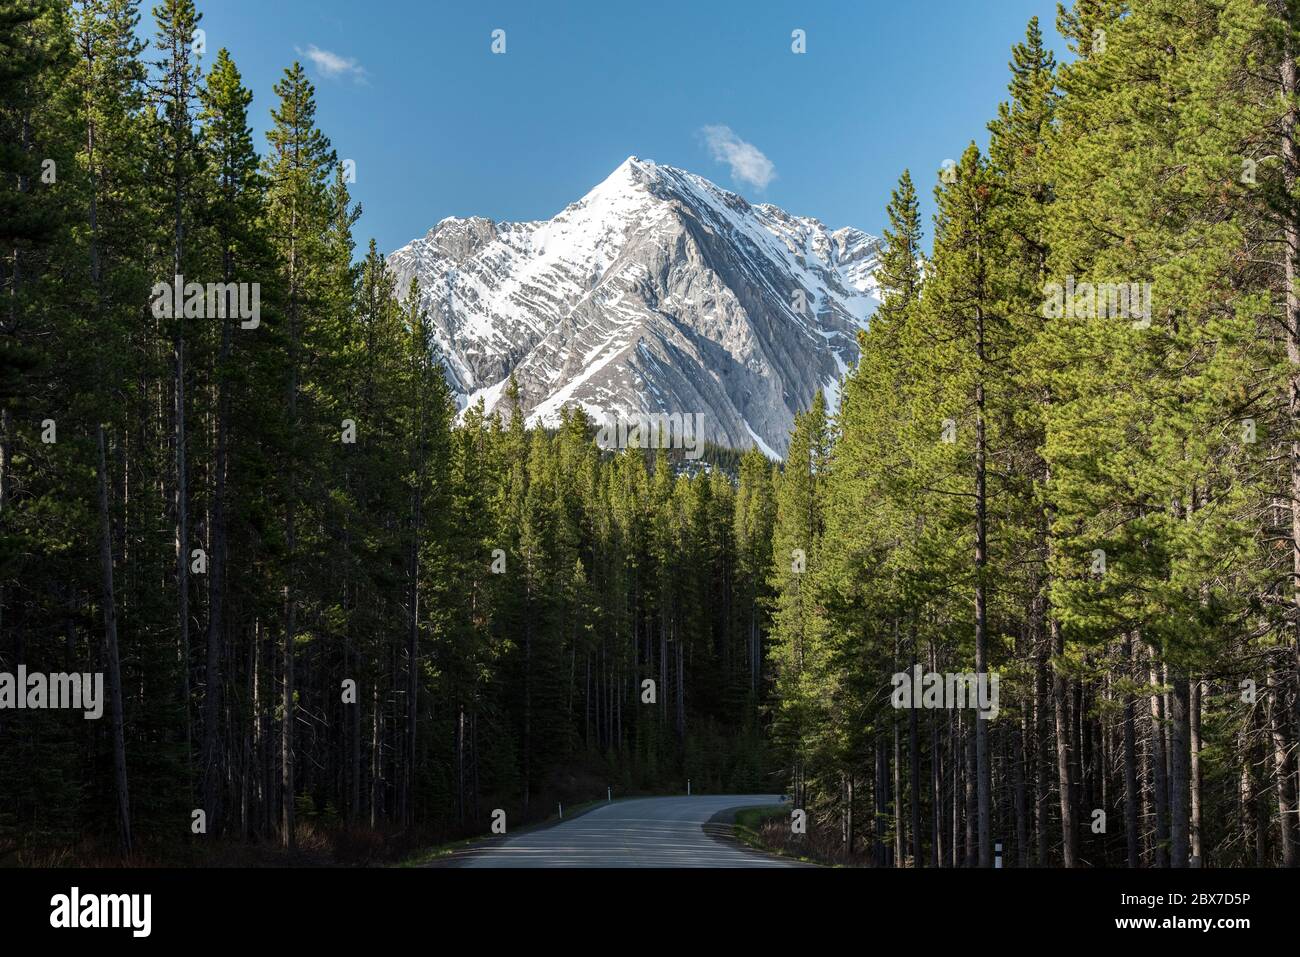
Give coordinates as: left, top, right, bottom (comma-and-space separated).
676, 634, 685, 740
1190, 679, 1203, 864
1034, 612, 1050, 866
1268, 669, 1298, 865
874, 735, 890, 867
1052, 619, 1077, 866
893, 711, 903, 866
1149, 653, 1170, 867
846, 772, 855, 854
909, 660, 922, 867
523, 599, 532, 814
950, 706, 961, 867
405, 524, 419, 827
98, 426, 132, 856
1277, 0, 1300, 816
256, 617, 272, 835
370, 684, 381, 827
931, 700, 943, 868
0, 408, 10, 648
1011, 718, 1028, 868
965, 716, 977, 867
281, 589, 295, 847
1168, 672, 1191, 867
461, 717, 474, 832
1122, 636, 1140, 868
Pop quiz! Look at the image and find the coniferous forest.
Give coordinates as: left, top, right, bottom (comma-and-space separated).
3, 0, 1300, 873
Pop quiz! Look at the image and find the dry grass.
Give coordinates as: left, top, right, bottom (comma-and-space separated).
736, 810, 889, 867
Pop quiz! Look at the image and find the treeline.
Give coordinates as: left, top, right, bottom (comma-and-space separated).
0, 0, 774, 863
766, 1, 1300, 867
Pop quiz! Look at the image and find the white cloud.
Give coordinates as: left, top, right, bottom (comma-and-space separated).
698, 125, 776, 191
298, 44, 367, 83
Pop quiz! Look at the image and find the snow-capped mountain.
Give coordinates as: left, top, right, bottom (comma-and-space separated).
386, 156, 880, 458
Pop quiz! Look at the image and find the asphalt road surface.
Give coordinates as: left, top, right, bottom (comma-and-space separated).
455, 794, 804, 868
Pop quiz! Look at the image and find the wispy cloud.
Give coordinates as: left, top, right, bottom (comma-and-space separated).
698, 125, 776, 191
298, 44, 368, 83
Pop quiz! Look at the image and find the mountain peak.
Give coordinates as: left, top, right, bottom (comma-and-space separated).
613, 154, 659, 177
573, 155, 668, 210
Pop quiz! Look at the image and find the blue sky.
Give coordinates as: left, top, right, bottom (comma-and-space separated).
184, 0, 1067, 253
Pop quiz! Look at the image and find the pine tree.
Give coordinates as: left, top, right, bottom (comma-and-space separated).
195, 44, 265, 833
768, 391, 830, 811
262, 60, 336, 848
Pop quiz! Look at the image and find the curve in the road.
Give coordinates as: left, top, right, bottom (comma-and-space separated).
452, 794, 807, 868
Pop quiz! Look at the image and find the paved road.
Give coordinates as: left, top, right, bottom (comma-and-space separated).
456, 795, 802, 868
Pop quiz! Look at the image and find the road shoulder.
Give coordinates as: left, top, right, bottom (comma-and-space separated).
703, 802, 820, 867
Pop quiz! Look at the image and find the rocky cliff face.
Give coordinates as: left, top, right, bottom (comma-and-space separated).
387, 156, 879, 457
